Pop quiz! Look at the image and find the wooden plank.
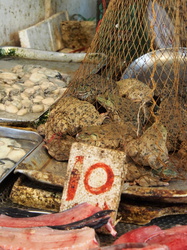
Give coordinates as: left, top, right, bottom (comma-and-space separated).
60, 142, 126, 224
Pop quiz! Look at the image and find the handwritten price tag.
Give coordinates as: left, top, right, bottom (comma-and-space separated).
60, 142, 126, 223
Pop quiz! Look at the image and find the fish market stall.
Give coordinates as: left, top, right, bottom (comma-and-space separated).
0, 0, 187, 249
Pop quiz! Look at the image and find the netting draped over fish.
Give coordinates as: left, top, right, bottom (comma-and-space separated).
43, 0, 187, 186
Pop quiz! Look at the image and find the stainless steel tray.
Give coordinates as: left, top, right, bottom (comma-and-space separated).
15, 141, 187, 203
0, 48, 81, 126
0, 126, 43, 183
14, 142, 67, 187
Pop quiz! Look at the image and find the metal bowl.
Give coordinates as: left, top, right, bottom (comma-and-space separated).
121, 48, 187, 100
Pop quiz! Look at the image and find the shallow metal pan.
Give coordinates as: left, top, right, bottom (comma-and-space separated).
0, 126, 43, 183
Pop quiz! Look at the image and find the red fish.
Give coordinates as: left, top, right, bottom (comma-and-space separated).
93, 242, 168, 249
0, 203, 116, 236
113, 224, 187, 250
146, 225, 187, 250
113, 225, 162, 245
0, 226, 98, 249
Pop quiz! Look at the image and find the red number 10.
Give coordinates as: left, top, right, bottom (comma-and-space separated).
66, 156, 114, 201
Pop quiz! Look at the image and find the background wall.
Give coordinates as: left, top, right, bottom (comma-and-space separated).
56, 0, 97, 20
0, 0, 45, 45
0, 0, 97, 46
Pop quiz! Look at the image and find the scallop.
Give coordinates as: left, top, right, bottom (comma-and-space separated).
17, 108, 28, 116
29, 72, 47, 83
9, 89, 20, 98
12, 64, 23, 73
20, 92, 29, 100
33, 97, 43, 103
0, 160, 14, 176
24, 80, 35, 87
0, 64, 70, 116
59, 87, 67, 95
12, 95, 22, 102
5, 87, 13, 95
33, 85, 40, 91
50, 78, 67, 88
0, 90, 6, 101
34, 95, 44, 101
44, 69, 60, 78
40, 81, 54, 90
5, 104, 18, 114
23, 88, 35, 97
32, 104, 44, 113
0, 138, 18, 158
12, 84, 23, 90
0, 72, 17, 80
0, 104, 5, 111
52, 88, 60, 95
7, 148, 26, 162
11, 100, 22, 110
42, 97, 55, 106
21, 99, 32, 108
4, 100, 11, 106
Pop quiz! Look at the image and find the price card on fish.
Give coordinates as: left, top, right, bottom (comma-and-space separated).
60, 142, 126, 223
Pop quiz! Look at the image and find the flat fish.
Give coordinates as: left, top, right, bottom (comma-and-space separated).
0, 226, 99, 250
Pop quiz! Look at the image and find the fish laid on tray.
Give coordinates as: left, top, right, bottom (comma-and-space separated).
0, 226, 98, 250
0, 202, 116, 235
112, 225, 187, 250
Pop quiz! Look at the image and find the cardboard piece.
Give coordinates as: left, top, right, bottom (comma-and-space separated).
60, 142, 126, 224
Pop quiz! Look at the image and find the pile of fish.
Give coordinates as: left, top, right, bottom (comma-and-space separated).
0, 202, 186, 249
94, 224, 187, 249
0, 137, 26, 178
0, 64, 69, 116
0, 202, 115, 250
0, 226, 98, 250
